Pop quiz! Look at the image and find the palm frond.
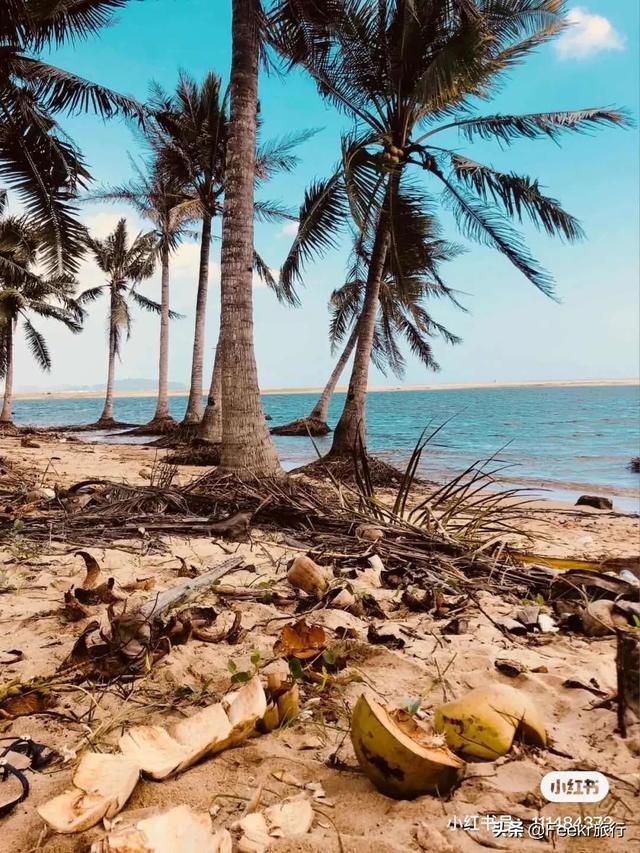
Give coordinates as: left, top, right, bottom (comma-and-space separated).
22, 316, 51, 371
279, 172, 348, 300
0, 111, 90, 274
431, 108, 631, 146
438, 173, 556, 298
450, 154, 584, 240
76, 285, 105, 305
253, 198, 296, 223
255, 128, 319, 180
17, 57, 144, 120
25, 0, 132, 49
253, 250, 285, 302
128, 290, 167, 316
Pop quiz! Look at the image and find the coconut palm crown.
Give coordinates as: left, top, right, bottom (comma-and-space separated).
270, 0, 629, 455
1, 1, 142, 275
0, 212, 83, 422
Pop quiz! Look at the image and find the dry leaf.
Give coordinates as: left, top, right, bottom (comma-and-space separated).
238, 812, 271, 853
274, 620, 326, 660
271, 769, 304, 787
0, 684, 52, 718
76, 551, 102, 589
367, 623, 405, 649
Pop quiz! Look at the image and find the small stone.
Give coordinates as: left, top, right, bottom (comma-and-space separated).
499, 617, 528, 636
576, 495, 613, 510
515, 605, 540, 629
495, 658, 527, 677
538, 614, 559, 634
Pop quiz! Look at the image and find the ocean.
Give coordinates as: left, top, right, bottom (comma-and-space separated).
9, 384, 640, 511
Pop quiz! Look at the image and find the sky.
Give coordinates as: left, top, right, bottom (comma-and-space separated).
8, 1, 640, 391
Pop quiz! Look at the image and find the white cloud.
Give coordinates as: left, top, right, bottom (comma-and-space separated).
279, 221, 299, 238
554, 7, 625, 59
83, 210, 134, 239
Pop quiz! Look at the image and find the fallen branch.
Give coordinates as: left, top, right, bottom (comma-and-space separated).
137, 557, 244, 622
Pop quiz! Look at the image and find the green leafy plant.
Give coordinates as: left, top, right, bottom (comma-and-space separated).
228, 649, 262, 684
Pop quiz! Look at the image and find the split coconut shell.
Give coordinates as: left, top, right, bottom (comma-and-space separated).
38, 753, 140, 833
434, 684, 547, 761
94, 804, 232, 853
119, 677, 267, 780
287, 555, 330, 597
351, 694, 463, 799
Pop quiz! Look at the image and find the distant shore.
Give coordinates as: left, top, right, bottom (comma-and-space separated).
9, 377, 639, 401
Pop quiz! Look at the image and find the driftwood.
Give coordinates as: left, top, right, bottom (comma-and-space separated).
109, 557, 244, 658
136, 557, 243, 623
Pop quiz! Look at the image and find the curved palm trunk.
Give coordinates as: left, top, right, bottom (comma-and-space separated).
270, 324, 358, 437
0, 320, 14, 424
182, 212, 212, 424
151, 244, 174, 425
217, 0, 282, 478
98, 287, 117, 425
310, 324, 358, 422
329, 220, 390, 457
199, 338, 222, 444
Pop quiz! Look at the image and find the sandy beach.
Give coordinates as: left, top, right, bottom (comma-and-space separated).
0, 432, 637, 852
9, 377, 639, 402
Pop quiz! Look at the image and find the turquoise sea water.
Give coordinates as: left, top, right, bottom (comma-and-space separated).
9, 384, 640, 511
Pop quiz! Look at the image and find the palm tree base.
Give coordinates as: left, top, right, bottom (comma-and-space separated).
0, 420, 18, 433
270, 416, 330, 437
165, 442, 221, 467
91, 418, 139, 431
294, 452, 407, 487
147, 422, 203, 448
124, 416, 178, 437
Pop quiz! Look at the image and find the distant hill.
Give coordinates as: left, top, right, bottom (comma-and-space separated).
17, 378, 188, 392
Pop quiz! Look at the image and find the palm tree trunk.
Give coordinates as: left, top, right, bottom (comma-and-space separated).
217, 0, 282, 478
99, 289, 117, 424
199, 338, 222, 443
310, 323, 358, 422
329, 219, 390, 457
0, 320, 14, 424
270, 323, 358, 437
182, 211, 212, 424
152, 244, 174, 424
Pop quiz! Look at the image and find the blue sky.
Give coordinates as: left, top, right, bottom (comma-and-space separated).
12, 1, 640, 390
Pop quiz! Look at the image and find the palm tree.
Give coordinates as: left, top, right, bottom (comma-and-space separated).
272, 206, 462, 435
81, 218, 159, 428
88, 160, 195, 431
153, 71, 310, 428
1, 1, 142, 275
273, 0, 627, 457
0, 213, 82, 424
151, 72, 228, 426
216, 0, 282, 477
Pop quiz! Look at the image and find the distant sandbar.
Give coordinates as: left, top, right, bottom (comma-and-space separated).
9, 377, 639, 402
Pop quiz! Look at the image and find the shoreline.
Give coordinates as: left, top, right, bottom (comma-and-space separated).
9, 376, 640, 402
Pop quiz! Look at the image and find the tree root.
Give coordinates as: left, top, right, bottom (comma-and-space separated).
270, 416, 330, 437
294, 453, 407, 487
